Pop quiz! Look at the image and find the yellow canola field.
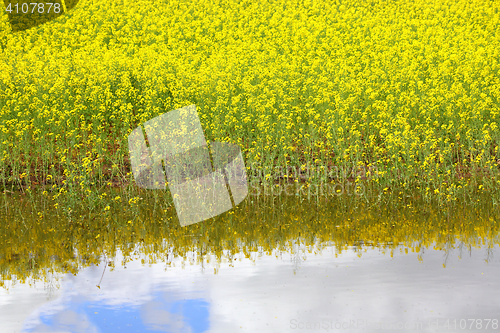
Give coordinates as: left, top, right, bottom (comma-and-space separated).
0, 0, 499, 206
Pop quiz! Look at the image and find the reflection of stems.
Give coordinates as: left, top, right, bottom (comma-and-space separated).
200, 243, 205, 273
485, 237, 494, 263
443, 207, 452, 267
486, 245, 493, 263
96, 253, 108, 289
292, 239, 302, 274
44, 270, 57, 298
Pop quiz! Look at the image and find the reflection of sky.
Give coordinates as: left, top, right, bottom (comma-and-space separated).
1, 242, 499, 333
23, 292, 209, 333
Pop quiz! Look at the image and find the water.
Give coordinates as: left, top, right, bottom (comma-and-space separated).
1, 193, 500, 332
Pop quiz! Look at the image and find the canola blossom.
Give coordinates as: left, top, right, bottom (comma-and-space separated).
0, 0, 499, 211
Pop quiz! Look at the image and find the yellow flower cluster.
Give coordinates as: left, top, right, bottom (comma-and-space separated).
0, 0, 499, 207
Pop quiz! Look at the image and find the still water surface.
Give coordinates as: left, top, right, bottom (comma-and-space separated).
1, 194, 500, 332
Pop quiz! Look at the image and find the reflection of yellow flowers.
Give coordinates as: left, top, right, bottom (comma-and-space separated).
2, 192, 499, 287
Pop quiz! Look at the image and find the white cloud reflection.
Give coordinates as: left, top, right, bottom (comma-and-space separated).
140, 300, 192, 333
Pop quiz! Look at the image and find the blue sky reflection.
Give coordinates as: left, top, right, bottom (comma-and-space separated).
24, 291, 209, 333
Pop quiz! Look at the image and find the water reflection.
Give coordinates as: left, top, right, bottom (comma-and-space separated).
23, 285, 209, 333
2, 243, 499, 333
1, 192, 500, 332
